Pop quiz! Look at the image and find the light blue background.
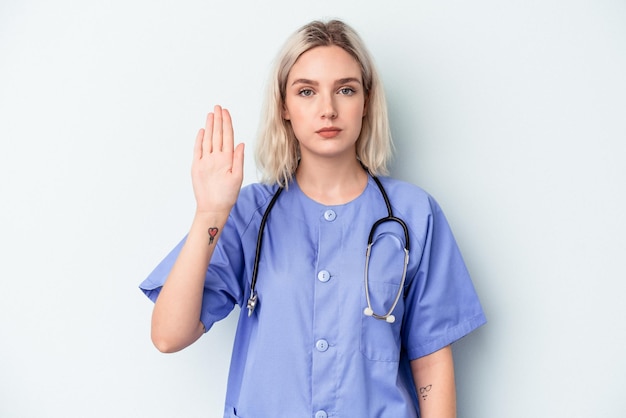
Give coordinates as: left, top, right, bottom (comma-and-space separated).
1, 1, 625, 416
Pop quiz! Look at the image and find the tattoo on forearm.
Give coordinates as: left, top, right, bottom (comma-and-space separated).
208, 227, 219, 245
419, 384, 432, 401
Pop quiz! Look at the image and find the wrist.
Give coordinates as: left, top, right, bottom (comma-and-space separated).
186, 210, 231, 247
192, 209, 231, 228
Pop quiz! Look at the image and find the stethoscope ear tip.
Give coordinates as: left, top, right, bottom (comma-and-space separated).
364, 307, 395, 323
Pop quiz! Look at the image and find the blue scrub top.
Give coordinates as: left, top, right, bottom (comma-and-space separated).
140, 176, 486, 418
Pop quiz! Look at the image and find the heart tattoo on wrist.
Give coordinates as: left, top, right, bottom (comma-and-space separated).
208, 227, 219, 245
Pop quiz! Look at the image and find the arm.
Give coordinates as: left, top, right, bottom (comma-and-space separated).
410, 345, 457, 418
151, 105, 244, 353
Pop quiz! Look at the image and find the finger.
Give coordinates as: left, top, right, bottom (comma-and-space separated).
203, 112, 214, 154
212, 105, 223, 152
222, 108, 234, 153
193, 128, 204, 161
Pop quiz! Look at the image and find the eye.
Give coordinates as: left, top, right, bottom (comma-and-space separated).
338, 87, 356, 95
298, 89, 314, 97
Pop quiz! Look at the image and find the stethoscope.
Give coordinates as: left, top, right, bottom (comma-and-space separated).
246, 173, 410, 324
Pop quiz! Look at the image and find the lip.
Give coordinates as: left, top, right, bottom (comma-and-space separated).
316, 127, 342, 138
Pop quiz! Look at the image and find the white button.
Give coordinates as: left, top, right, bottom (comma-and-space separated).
317, 270, 331, 283
315, 339, 329, 352
315, 410, 328, 418
323, 209, 336, 221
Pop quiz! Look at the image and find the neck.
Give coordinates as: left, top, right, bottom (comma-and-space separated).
296, 157, 368, 205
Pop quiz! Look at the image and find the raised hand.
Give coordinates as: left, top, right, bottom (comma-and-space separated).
151, 106, 245, 353
191, 105, 245, 214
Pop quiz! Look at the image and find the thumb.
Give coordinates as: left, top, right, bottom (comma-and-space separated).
231, 143, 245, 178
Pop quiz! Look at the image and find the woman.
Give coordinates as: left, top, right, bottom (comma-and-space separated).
140, 19, 486, 418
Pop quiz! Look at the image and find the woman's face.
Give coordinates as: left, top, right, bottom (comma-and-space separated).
283, 45, 366, 163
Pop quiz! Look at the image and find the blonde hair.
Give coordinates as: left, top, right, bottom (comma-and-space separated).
255, 19, 393, 186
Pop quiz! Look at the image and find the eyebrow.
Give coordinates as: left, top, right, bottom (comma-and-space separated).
290, 77, 363, 87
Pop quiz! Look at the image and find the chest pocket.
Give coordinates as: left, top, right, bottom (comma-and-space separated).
360, 231, 407, 362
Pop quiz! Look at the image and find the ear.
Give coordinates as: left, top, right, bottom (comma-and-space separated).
282, 105, 290, 121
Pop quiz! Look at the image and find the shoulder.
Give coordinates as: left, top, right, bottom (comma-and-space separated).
229, 182, 280, 229
374, 176, 441, 215
374, 176, 463, 251
237, 182, 278, 207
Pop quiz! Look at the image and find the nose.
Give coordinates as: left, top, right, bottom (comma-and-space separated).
320, 95, 337, 119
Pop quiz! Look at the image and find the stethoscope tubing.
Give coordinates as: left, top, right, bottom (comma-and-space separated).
363, 176, 410, 323
247, 174, 410, 323
247, 186, 283, 316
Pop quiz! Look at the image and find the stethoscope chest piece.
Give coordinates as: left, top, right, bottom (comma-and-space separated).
247, 292, 258, 317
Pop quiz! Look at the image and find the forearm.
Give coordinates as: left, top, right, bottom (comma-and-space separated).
410, 345, 456, 418
151, 210, 229, 353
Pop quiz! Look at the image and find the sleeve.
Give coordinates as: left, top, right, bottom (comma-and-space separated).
138, 215, 246, 332
401, 196, 486, 359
